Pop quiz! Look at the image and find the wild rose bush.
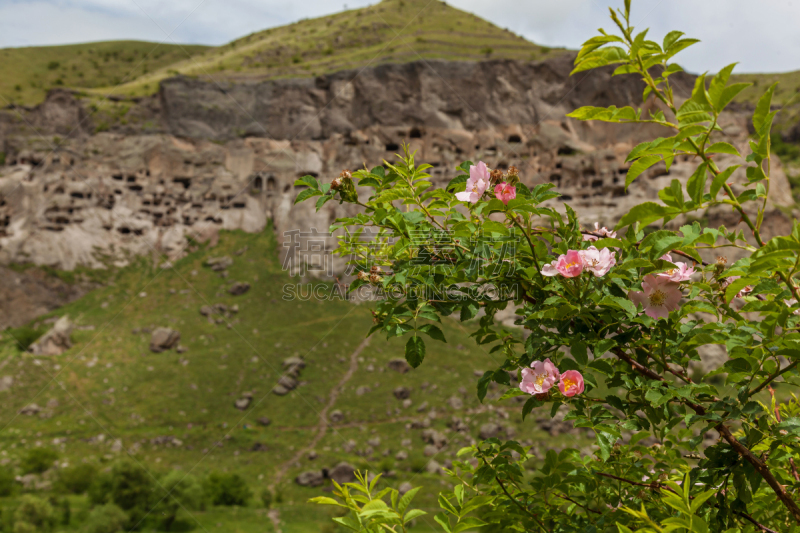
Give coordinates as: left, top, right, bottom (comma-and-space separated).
299, 2, 800, 531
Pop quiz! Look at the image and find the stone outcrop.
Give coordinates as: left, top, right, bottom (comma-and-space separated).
0, 266, 90, 330
28, 315, 73, 355
149, 327, 181, 353
0, 56, 794, 277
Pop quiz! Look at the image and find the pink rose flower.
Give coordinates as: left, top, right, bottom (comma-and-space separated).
657, 261, 695, 283
580, 246, 616, 277
660, 253, 673, 261
494, 182, 516, 205
583, 222, 617, 241
629, 274, 682, 320
520, 358, 560, 395
558, 370, 585, 397
541, 250, 584, 278
455, 161, 490, 204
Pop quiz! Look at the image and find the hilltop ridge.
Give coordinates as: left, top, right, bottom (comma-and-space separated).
0, 0, 564, 107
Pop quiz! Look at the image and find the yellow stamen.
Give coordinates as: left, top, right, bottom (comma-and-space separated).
562, 377, 576, 390
534, 373, 546, 387
649, 289, 666, 307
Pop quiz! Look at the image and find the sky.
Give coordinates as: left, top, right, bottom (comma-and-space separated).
1, 0, 798, 74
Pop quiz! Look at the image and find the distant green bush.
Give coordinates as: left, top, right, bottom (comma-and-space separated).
107, 461, 155, 530
13, 495, 55, 533
46, 61, 60, 70
10, 326, 47, 352
21, 448, 58, 475
0, 467, 15, 496
59, 463, 98, 494
260, 489, 273, 509
81, 504, 127, 533
154, 471, 204, 531
87, 472, 112, 506
204, 473, 250, 506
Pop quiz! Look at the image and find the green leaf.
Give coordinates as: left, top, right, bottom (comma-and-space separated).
686, 163, 708, 204
403, 509, 427, 523
626, 155, 662, 189
453, 517, 488, 533
309, 496, 343, 506
717, 83, 751, 112
724, 276, 759, 303
419, 324, 446, 343
521, 396, 539, 421
615, 202, 674, 229
405, 336, 426, 368
570, 341, 589, 366
663, 31, 684, 52
754, 82, 779, 136
709, 165, 740, 199
706, 142, 740, 157
294, 175, 319, 189
708, 63, 737, 108
294, 188, 322, 205
399, 487, 421, 515
567, 105, 638, 123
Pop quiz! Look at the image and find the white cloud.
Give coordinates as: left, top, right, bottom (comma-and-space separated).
0, 0, 798, 73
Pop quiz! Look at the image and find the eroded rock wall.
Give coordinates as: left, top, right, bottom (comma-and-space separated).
0, 56, 794, 274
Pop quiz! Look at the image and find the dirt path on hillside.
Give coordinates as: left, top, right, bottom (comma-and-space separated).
267, 336, 370, 532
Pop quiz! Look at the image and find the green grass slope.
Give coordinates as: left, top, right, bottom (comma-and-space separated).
0, 41, 210, 107
0, 227, 578, 532
0, 0, 563, 107
104, 0, 559, 99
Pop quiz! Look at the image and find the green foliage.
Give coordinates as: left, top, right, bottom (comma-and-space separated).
81, 504, 128, 533
58, 463, 98, 494
153, 471, 204, 530
13, 495, 55, 533
260, 489, 273, 509
0, 467, 15, 497
106, 461, 155, 530
204, 473, 251, 506
309, 472, 427, 533
300, 3, 800, 531
20, 447, 59, 475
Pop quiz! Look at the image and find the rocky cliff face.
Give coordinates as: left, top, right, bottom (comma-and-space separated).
0, 54, 794, 277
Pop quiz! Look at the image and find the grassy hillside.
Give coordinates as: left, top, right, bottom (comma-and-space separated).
101, 0, 559, 99
0, 41, 209, 107
0, 227, 580, 532
0, 0, 562, 107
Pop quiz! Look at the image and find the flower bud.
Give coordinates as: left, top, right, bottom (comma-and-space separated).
356, 271, 369, 281
490, 169, 504, 184
340, 169, 352, 180
369, 273, 382, 284
370, 265, 382, 273
331, 177, 343, 190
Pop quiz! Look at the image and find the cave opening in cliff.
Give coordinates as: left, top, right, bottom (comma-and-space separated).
266, 176, 276, 192
385, 142, 400, 151
173, 177, 191, 189
508, 134, 522, 143
409, 127, 422, 138
254, 176, 263, 192
557, 146, 577, 156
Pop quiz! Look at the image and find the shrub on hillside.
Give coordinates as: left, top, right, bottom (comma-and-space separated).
153, 471, 204, 531
87, 472, 113, 506
204, 473, 251, 506
106, 461, 155, 530
81, 504, 128, 533
13, 495, 55, 533
20, 448, 58, 475
59, 463, 98, 494
0, 467, 16, 497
